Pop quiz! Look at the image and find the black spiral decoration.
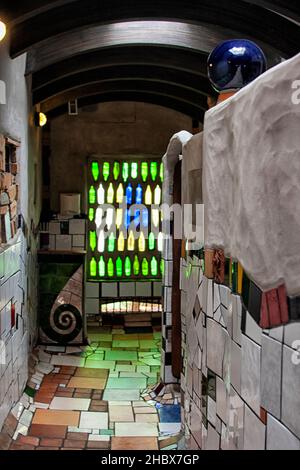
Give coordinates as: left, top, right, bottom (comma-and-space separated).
42, 304, 83, 344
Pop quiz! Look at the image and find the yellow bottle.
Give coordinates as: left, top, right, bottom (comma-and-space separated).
138, 232, 146, 252
116, 183, 124, 204
145, 185, 152, 205
128, 230, 135, 251
118, 231, 125, 251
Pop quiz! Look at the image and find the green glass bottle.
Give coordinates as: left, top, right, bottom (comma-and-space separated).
160, 162, 164, 182
142, 258, 149, 276
99, 256, 105, 277
116, 257, 123, 277
131, 162, 138, 179
90, 257, 97, 277
151, 256, 158, 276
89, 186, 96, 204
125, 256, 131, 276
91, 162, 99, 181
108, 233, 115, 252
88, 208, 95, 222
160, 259, 165, 276
103, 162, 110, 181
122, 162, 129, 182
133, 255, 140, 275
148, 232, 155, 250
113, 161, 120, 180
108, 258, 114, 277
89, 231, 97, 251
150, 162, 158, 181
141, 162, 148, 182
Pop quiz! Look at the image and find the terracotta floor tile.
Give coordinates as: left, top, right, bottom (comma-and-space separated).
68, 377, 107, 390
16, 435, 40, 447
9, 442, 36, 450
111, 437, 158, 450
29, 424, 67, 439
55, 391, 74, 398
32, 409, 80, 427
75, 368, 109, 379
67, 432, 89, 441
89, 405, 108, 412
73, 392, 92, 399
63, 439, 86, 449
40, 438, 63, 447
36, 447, 60, 450
87, 441, 110, 449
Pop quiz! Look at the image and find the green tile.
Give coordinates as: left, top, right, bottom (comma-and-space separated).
89, 334, 113, 342
85, 360, 116, 369
85, 353, 104, 362
141, 358, 161, 366
100, 429, 114, 436
136, 365, 151, 373
106, 377, 147, 390
139, 340, 158, 349
112, 340, 139, 348
115, 365, 136, 372
103, 389, 140, 401
105, 351, 138, 361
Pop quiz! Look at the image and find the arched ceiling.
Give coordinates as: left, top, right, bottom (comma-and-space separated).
1, 0, 300, 120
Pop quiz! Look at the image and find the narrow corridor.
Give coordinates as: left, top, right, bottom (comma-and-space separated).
0, 327, 181, 451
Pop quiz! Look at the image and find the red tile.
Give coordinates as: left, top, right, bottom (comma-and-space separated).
0, 433, 12, 450
40, 438, 63, 447
87, 441, 110, 449
267, 289, 281, 327
17, 435, 40, 447
278, 284, 289, 324
67, 432, 89, 441
9, 442, 36, 450
260, 293, 270, 329
260, 407, 267, 425
63, 439, 86, 449
29, 424, 67, 439
36, 447, 60, 450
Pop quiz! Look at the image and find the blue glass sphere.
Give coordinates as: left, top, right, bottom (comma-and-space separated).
207, 39, 267, 92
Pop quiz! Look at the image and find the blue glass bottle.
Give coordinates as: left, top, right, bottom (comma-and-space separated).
126, 183, 133, 204
136, 184, 143, 205
142, 208, 148, 228
125, 209, 131, 229
134, 210, 140, 227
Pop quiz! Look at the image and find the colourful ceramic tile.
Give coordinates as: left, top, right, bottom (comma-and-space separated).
32, 410, 80, 427
105, 351, 138, 361
68, 377, 107, 390
102, 390, 140, 401
109, 405, 134, 422
106, 377, 147, 390
115, 422, 158, 437
74, 368, 109, 378
49, 397, 91, 411
111, 437, 158, 450
79, 412, 108, 429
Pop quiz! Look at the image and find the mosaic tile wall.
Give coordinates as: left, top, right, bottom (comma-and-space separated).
0, 230, 37, 430
180, 256, 300, 450
177, 56, 300, 450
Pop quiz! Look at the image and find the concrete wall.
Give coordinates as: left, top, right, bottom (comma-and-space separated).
0, 39, 41, 429
50, 102, 192, 212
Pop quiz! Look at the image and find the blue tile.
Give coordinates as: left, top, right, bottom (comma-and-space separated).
158, 405, 181, 423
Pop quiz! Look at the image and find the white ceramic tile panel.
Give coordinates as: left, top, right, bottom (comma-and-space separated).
207, 319, 227, 377
260, 335, 282, 419
284, 323, 300, 349
85, 282, 99, 299
101, 282, 118, 298
119, 282, 135, 297
243, 405, 265, 450
206, 423, 220, 450
232, 295, 242, 346
230, 340, 242, 394
241, 334, 261, 415
216, 376, 228, 423
267, 414, 300, 450
282, 345, 300, 438
245, 312, 262, 345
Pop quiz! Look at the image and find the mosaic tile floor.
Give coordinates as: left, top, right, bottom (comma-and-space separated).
0, 327, 182, 451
